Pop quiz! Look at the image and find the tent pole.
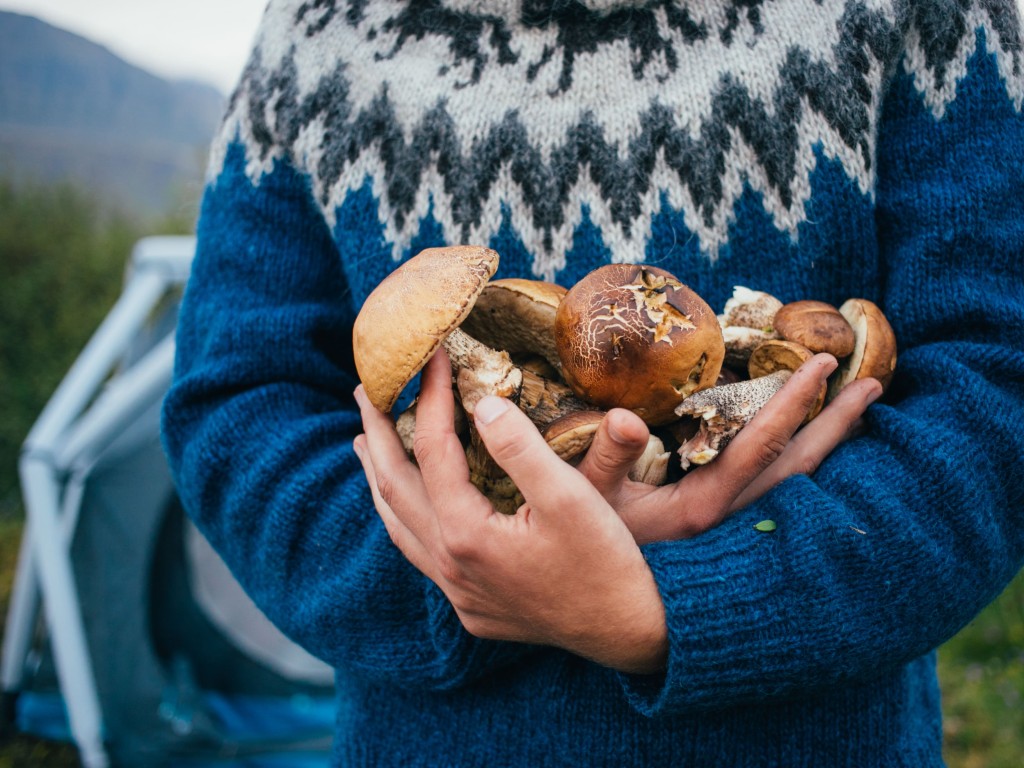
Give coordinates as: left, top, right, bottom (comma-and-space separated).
1, 527, 40, 694
19, 458, 109, 768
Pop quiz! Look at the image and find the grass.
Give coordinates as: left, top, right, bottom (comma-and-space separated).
938, 570, 1024, 768
1, 510, 1022, 767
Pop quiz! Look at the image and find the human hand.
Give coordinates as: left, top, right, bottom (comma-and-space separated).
575, 355, 883, 544
353, 351, 667, 674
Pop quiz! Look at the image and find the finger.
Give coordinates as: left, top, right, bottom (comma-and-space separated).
411, 351, 489, 519
575, 409, 651, 498
686, 354, 838, 511
472, 395, 602, 517
730, 377, 882, 510
355, 383, 439, 545
353, 434, 438, 582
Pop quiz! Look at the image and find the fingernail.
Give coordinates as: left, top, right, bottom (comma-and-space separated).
352, 438, 365, 460
608, 419, 630, 445
474, 395, 511, 426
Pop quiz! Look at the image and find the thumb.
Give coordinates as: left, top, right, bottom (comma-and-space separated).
575, 409, 650, 498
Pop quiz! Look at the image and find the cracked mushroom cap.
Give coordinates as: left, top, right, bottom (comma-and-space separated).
554, 264, 724, 426
352, 245, 499, 413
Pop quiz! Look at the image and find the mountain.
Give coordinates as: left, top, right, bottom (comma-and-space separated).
0, 10, 226, 218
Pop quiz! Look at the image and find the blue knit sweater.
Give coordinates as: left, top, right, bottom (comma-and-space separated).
162, 0, 1024, 765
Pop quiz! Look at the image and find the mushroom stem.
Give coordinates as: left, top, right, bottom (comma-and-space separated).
443, 328, 588, 424
465, 428, 523, 515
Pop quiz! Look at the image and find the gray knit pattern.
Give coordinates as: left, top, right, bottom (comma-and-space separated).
210, 0, 1024, 277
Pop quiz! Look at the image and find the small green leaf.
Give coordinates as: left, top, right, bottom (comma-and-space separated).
754, 519, 777, 532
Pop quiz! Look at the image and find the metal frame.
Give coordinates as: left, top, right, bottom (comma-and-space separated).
1, 236, 195, 768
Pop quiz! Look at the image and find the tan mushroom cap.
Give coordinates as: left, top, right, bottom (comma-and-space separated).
461, 278, 568, 372
828, 298, 898, 400
774, 299, 856, 358
554, 264, 724, 426
542, 410, 606, 461
748, 339, 824, 421
352, 245, 499, 413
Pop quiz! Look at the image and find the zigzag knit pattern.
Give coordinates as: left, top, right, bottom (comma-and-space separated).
163, 1, 1024, 765
211, 0, 1022, 275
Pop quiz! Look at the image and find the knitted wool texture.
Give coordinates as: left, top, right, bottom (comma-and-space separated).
162, 0, 1024, 765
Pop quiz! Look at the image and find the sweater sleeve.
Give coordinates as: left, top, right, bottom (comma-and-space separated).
618, 15, 1024, 715
160, 138, 529, 689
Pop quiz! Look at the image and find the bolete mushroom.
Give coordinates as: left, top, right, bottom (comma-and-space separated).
748, 339, 824, 421
675, 370, 792, 469
827, 298, 898, 401
461, 278, 568, 374
353, 245, 500, 414
352, 245, 586, 423
554, 264, 725, 426
353, 245, 588, 513
774, 300, 856, 359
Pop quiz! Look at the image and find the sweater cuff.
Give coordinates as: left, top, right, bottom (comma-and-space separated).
424, 579, 532, 689
618, 511, 791, 717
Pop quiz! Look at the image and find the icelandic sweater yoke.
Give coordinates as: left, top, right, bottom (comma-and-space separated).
212, 0, 1023, 279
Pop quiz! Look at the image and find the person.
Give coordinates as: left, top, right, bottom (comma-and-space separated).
161, 0, 1024, 764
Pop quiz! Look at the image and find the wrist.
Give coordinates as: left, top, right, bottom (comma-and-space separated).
565, 564, 668, 675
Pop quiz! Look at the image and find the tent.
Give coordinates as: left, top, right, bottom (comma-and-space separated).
1, 237, 336, 768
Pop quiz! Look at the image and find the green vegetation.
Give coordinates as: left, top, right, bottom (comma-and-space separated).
940, 571, 1024, 768
0, 178, 1021, 766
0, 178, 194, 514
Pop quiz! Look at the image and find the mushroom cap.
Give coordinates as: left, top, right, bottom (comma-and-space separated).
828, 298, 898, 400
541, 409, 669, 485
719, 286, 783, 330
352, 245, 499, 412
541, 410, 605, 462
554, 264, 724, 426
461, 278, 567, 372
774, 300, 856, 358
748, 339, 824, 421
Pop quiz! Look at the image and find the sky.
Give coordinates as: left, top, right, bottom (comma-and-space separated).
0, 0, 267, 93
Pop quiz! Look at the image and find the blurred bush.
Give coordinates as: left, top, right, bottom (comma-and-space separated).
0, 178, 194, 515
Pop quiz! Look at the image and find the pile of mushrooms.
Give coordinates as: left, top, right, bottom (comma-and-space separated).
677, 288, 898, 468
352, 246, 897, 511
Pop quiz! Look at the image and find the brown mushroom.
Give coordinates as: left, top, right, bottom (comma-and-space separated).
827, 298, 898, 401
554, 264, 725, 426
353, 246, 591, 514
353, 245, 500, 414
352, 245, 586, 423
774, 300, 856, 358
748, 339, 824, 421
675, 370, 792, 469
